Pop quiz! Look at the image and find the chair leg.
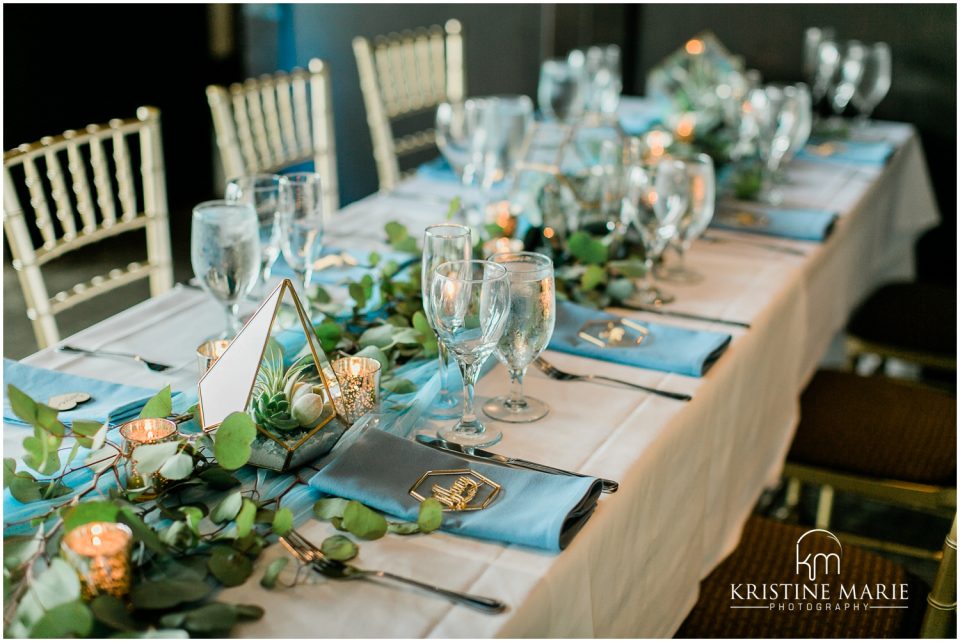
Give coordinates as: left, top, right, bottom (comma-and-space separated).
921, 515, 957, 638
815, 484, 834, 529
773, 477, 803, 521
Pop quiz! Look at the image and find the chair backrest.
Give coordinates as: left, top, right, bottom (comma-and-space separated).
206, 59, 339, 217
3, 106, 173, 350
353, 19, 465, 191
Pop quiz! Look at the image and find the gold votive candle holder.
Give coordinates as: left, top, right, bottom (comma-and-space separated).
119, 417, 179, 497
331, 357, 382, 426
197, 339, 230, 373
61, 521, 133, 599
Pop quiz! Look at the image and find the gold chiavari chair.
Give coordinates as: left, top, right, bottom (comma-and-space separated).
206, 59, 339, 217
352, 19, 465, 191
3, 106, 173, 350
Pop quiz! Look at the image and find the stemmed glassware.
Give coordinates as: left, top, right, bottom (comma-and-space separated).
279, 172, 325, 301
225, 174, 292, 296
658, 153, 716, 283
850, 42, 892, 129
422, 224, 473, 419
429, 260, 511, 447
191, 200, 261, 339
621, 158, 690, 306
435, 102, 475, 185
537, 59, 586, 123
573, 45, 622, 117
482, 252, 556, 423
828, 40, 867, 117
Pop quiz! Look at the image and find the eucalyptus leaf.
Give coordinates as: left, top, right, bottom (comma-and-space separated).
130, 579, 212, 610
207, 547, 254, 587
159, 521, 196, 550
180, 506, 204, 535
341, 501, 388, 540
139, 385, 172, 419
313, 497, 349, 520
63, 501, 119, 533
320, 534, 359, 560
159, 602, 262, 633
28, 600, 93, 638
235, 499, 257, 538
271, 507, 293, 536
8, 476, 44, 503
91, 594, 138, 632
568, 231, 608, 265
85, 446, 120, 473
110, 629, 189, 639
381, 378, 417, 394
118, 509, 167, 553
198, 465, 241, 489
8, 558, 80, 638
211, 491, 243, 524
131, 441, 179, 480
213, 412, 256, 470
417, 498, 443, 533
7, 384, 38, 424
314, 320, 342, 353
358, 324, 396, 349
158, 452, 194, 480
260, 557, 289, 589
352, 346, 389, 371
580, 264, 608, 291
386, 521, 420, 535
606, 277, 635, 302
3, 457, 17, 488
3, 529, 43, 571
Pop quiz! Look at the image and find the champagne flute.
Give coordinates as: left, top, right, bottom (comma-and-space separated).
280, 172, 324, 301
659, 153, 715, 283
191, 200, 261, 339
225, 174, 292, 295
430, 260, 511, 447
621, 159, 690, 306
422, 224, 472, 418
482, 252, 556, 423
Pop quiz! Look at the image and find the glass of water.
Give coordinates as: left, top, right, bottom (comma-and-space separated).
279, 172, 324, 300
430, 260, 511, 447
659, 153, 716, 283
224, 174, 292, 295
482, 252, 556, 423
191, 200, 261, 339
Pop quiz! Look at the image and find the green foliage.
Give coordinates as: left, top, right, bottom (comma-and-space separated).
62, 501, 119, 533
139, 385, 172, 419
271, 508, 293, 536
321, 534, 358, 561
417, 498, 443, 533
207, 546, 254, 587
213, 413, 257, 470
341, 501, 388, 540
260, 557, 289, 589
568, 232, 609, 265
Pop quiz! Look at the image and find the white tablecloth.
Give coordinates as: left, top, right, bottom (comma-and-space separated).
9, 121, 938, 637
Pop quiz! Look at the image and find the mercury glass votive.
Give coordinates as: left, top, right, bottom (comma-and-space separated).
331, 357, 382, 426
197, 339, 230, 373
61, 522, 133, 599
119, 418, 178, 496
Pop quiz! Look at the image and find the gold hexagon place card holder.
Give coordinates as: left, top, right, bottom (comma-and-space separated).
409, 469, 502, 511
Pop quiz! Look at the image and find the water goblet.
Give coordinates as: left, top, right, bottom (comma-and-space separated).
620, 158, 690, 306
280, 172, 324, 301
537, 58, 586, 123
659, 153, 715, 283
850, 42, 892, 131
225, 174, 292, 295
429, 260, 511, 447
828, 40, 867, 117
482, 252, 556, 423
422, 223, 473, 419
191, 200, 261, 339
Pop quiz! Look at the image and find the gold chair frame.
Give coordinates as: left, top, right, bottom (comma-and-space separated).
353, 19, 465, 191
847, 335, 957, 373
206, 59, 339, 217
921, 515, 957, 638
3, 106, 173, 349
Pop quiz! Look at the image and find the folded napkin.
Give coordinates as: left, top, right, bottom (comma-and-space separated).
417, 156, 459, 182
796, 139, 895, 166
310, 428, 602, 552
711, 206, 838, 242
3, 359, 164, 426
548, 301, 731, 377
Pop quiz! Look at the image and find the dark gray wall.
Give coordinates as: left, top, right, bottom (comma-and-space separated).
242, 4, 545, 207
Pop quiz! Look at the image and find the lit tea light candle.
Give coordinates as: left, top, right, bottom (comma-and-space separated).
119, 418, 178, 496
644, 130, 673, 159
197, 339, 230, 373
61, 522, 133, 599
482, 236, 524, 258
331, 357, 382, 426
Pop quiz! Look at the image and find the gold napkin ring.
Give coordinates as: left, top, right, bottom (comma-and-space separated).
409, 469, 501, 511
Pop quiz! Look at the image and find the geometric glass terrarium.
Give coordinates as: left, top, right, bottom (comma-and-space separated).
198, 279, 348, 472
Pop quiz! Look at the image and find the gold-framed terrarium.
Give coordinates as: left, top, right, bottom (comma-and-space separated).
198, 279, 348, 472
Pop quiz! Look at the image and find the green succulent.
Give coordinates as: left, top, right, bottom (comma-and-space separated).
250, 350, 316, 434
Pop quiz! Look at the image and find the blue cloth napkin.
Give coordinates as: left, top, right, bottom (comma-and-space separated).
548, 301, 731, 377
309, 428, 601, 552
3, 359, 167, 426
711, 206, 838, 242
417, 156, 458, 182
796, 140, 895, 166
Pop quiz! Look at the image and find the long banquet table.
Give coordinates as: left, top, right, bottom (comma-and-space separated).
6, 116, 939, 636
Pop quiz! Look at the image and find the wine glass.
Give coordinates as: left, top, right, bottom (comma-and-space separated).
435, 102, 475, 184
811, 39, 842, 113
430, 260, 511, 447
802, 27, 836, 89
225, 174, 292, 295
191, 200, 261, 339
422, 223, 472, 419
279, 172, 324, 301
851, 42, 892, 129
784, 84, 813, 166
828, 40, 867, 117
537, 58, 586, 123
576, 44, 622, 116
620, 158, 690, 306
482, 252, 555, 423
659, 153, 715, 283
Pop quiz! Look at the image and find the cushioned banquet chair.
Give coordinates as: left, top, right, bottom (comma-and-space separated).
675, 515, 956, 638
846, 281, 957, 375
352, 19, 465, 191
3, 106, 173, 350
206, 59, 339, 217
782, 370, 956, 560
